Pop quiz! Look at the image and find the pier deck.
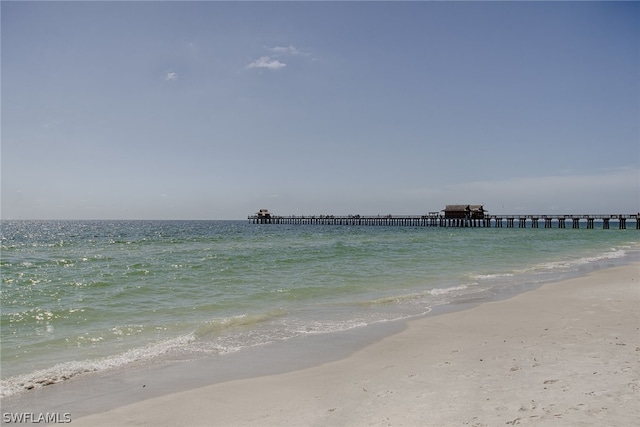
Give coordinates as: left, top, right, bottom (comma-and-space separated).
248, 214, 640, 229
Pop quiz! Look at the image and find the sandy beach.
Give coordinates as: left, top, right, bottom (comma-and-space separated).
67, 263, 640, 426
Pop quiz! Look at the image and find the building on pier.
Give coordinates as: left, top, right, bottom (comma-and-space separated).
443, 205, 486, 220
255, 209, 272, 224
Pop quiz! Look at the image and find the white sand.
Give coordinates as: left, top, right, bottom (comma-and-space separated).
74, 263, 640, 426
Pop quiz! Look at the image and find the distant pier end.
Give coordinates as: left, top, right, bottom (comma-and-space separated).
249, 206, 640, 229
254, 209, 273, 224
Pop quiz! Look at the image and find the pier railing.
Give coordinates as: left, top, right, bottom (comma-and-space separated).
248, 214, 640, 229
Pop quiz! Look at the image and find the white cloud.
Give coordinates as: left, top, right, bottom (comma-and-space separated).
246, 45, 312, 71
165, 72, 178, 81
271, 45, 301, 55
246, 56, 286, 70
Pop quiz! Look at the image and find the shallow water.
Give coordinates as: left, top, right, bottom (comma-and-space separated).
1, 220, 638, 396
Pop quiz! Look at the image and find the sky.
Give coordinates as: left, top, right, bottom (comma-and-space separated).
2, 1, 639, 220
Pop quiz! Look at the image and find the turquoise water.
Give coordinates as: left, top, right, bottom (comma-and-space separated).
1, 220, 638, 396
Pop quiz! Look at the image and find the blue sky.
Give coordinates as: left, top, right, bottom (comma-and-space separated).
2, 1, 638, 219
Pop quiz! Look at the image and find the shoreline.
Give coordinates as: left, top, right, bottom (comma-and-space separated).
53, 261, 640, 426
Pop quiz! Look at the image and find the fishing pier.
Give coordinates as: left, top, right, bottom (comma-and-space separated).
249, 207, 639, 229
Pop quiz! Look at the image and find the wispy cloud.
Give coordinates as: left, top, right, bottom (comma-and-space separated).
247, 45, 313, 71
246, 56, 286, 70
42, 118, 63, 129
165, 72, 178, 81
271, 45, 301, 55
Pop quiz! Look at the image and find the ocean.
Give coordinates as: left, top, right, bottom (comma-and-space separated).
1, 220, 639, 398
